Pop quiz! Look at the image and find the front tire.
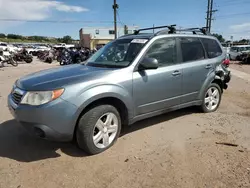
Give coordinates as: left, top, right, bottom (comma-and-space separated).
10, 59, 18, 67
200, 83, 222, 113
76, 105, 121, 155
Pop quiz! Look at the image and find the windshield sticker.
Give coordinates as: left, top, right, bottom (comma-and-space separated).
131, 39, 148, 44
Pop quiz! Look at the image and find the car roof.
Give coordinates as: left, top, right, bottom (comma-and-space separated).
118, 33, 154, 40
233, 45, 250, 48
118, 33, 218, 41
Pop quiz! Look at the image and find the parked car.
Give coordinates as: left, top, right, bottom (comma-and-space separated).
0, 42, 8, 51
26, 45, 51, 55
53, 43, 75, 49
229, 45, 250, 60
8, 26, 231, 155
7, 44, 19, 53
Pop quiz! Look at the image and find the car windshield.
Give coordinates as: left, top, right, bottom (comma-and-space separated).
232, 47, 246, 52
86, 38, 147, 68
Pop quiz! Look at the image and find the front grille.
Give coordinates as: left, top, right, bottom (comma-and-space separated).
11, 92, 23, 104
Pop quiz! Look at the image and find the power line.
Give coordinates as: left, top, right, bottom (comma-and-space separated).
216, 12, 250, 19
117, 10, 125, 26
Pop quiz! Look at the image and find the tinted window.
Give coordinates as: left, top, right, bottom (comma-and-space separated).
109, 30, 115, 35
145, 38, 177, 67
180, 38, 205, 62
201, 38, 222, 58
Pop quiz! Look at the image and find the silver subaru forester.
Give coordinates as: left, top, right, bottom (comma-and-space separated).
8, 26, 231, 155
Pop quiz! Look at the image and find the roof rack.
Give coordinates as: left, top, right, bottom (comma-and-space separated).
134, 24, 177, 35
156, 26, 209, 36
177, 27, 209, 35
155, 27, 210, 35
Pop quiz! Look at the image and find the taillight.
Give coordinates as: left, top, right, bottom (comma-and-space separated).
222, 59, 230, 67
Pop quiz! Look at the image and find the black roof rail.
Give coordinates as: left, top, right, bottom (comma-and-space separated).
134, 24, 176, 35
175, 27, 209, 35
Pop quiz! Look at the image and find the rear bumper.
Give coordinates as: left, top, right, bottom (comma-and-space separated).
8, 94, 78, 142
224, 71, 231, 83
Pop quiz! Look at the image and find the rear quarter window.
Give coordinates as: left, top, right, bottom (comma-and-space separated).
200, 38, 222, 58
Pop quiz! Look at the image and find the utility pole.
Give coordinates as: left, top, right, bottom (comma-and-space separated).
113, 0, 118, 39
206, 0, 217, 32
206, 0, 211, 29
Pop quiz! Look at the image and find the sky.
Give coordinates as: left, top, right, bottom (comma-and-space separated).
0, 0, 249, 40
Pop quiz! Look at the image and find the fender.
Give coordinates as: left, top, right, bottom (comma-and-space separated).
197, 71, 216, 100
69, 84, 134, 124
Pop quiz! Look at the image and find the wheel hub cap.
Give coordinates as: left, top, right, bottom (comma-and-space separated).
103, 127, 108, 133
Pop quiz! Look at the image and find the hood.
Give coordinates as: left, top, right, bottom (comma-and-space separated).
16, 64, 117, 91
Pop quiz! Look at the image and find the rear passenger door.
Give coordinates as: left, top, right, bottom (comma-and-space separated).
178, 37, 213, 104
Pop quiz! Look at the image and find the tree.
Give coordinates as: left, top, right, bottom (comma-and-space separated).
60, 35, 73, 44
7, 34, 23, 40
212, 33, 225, 43
238, 39, 249, 44
0, 33, 6, 38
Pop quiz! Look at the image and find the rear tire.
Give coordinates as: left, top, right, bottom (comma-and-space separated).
76, 105, 121, 155
25, 58, 33, 63
200, 83, 222, 113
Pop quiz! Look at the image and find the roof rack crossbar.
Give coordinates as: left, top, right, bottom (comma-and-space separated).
175, 27, 209, 35
156, 26, 209, 36
134, 24, 176, 35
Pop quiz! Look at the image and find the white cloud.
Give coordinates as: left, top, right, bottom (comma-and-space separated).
229, 22, 250, 31
0, 0, 88, 21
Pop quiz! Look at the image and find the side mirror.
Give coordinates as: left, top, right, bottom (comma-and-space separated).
139, 57, 158, 70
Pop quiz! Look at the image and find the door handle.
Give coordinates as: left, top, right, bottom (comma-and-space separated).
172, 70, 181, 76
205, 64, 212, 69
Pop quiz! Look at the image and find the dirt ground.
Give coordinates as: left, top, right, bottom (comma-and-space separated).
0, 60, 250, 188
230, 61, 250, 74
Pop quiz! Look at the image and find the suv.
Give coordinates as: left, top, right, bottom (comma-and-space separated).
8, 25, 230, 155
229, 45, 250, 60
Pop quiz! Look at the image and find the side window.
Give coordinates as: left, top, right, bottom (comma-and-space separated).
180, 37, 205, 62
144, 38, 177, 67
201, 38, 222, 58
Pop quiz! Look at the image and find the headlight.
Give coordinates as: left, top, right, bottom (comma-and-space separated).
21, 89, 64, 106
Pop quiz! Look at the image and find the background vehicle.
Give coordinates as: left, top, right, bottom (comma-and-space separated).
0, 50, 18, 67
0, 42, 8, 51
8, 25, 230, 155
26, 45, 51, 56
14, 51, 33, 63
229, 45, 250, 60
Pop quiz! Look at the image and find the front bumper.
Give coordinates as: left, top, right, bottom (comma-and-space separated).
8, 94, 78, 142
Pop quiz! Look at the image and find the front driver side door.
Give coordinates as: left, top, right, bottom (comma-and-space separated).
133, 37, 182, 116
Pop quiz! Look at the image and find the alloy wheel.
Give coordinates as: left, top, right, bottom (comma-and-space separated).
93, 113, 119, 149
204, 87, 220, 111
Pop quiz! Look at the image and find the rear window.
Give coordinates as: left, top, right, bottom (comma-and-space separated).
180, 37, 205, 62
201, 38, 222, 58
